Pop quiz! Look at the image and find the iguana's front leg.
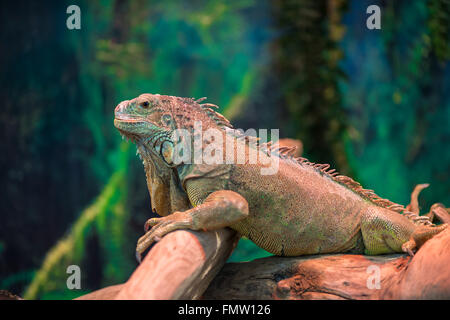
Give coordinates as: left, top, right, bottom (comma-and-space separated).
136, 190, 249, 261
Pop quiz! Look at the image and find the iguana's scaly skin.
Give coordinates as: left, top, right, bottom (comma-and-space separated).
114, 94, 447, 260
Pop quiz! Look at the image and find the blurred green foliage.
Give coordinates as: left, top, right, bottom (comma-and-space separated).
341, 0, 450, 206
0, 0, 448, 299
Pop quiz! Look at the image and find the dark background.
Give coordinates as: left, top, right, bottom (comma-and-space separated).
0, 0, 449, 299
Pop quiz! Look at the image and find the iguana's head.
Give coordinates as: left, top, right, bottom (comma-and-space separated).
114, 94, 175, 160
114, 93, 231, 165
114, 93, 231, 216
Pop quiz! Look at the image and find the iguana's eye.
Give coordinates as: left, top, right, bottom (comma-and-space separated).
141, 101, 150, 108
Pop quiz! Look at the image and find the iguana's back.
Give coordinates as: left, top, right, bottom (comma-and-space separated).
227, 156, 370, 255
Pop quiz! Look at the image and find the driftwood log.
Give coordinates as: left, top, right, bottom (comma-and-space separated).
77, 228, 239, 300
204, 227, 450, 299
77, 225, 450, 300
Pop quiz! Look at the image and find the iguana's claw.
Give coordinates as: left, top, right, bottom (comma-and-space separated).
144, 219, 152, 232
402, 240, 416, 257
135, 251, 142, 264
406, 248, 415, 257
136, 212, 193, 261
144, 216, 174, 232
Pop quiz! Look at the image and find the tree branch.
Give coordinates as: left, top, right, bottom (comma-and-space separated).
77, 228, 239, 300
204, 227, 450, 299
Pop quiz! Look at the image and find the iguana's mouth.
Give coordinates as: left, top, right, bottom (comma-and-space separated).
114, 117, 145, 123
114, 117, 149, 141
114, 118, 144, 142
114, 117, 148, 125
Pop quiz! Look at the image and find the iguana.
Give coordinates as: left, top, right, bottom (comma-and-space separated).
114, 93, 447, 261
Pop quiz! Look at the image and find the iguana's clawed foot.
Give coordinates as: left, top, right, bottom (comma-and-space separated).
136, 211, 193, 263
401, 223, 448, 258
401, 240, 416, 257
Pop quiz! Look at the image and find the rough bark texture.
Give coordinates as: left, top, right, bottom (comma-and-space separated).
428, 204, 450, 224
75, 284, 123, 300
77, 227, 450, 300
